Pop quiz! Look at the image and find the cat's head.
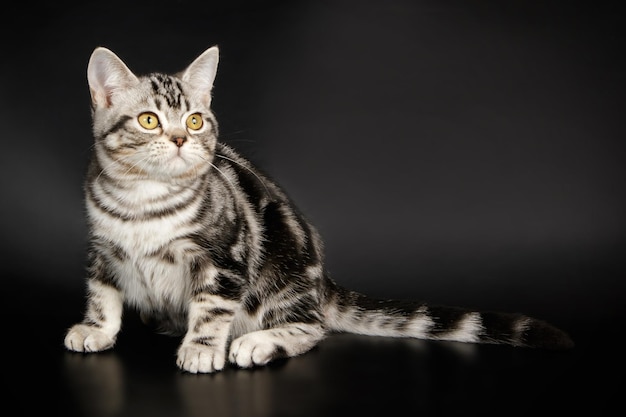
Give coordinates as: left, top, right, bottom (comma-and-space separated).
87, 46, 220, 182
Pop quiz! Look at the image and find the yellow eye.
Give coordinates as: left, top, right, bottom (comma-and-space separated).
137, 112, 160, 130
186, 113, 204, 130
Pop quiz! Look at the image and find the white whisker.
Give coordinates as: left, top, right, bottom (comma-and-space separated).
94, 151, 141, 185
210, 163, 237, 190
216, 153, 270, 196
115, 153, 152, 189
196, 155, 237, 191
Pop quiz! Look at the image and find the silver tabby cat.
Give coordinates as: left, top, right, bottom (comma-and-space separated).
64, 46, 574, 373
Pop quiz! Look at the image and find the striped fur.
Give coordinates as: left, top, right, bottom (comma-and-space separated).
64, 46, 574, 373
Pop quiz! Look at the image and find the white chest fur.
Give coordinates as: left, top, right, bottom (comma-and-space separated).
87, 181, 204, 311
112, 251, 192, 311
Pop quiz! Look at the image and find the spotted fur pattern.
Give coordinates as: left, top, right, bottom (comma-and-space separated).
64, 46, 574, 373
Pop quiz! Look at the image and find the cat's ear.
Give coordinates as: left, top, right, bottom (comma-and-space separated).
87, 47, 139, 109
181, 46, 219, 107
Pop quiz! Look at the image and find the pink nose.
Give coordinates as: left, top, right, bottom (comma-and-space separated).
172, 137, 186, 147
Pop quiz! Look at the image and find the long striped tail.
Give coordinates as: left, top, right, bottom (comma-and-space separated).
325, 285, 574, 350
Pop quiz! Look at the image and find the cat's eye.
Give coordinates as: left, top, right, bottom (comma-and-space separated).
138, 112, 160, 130
186, 113, 204, 131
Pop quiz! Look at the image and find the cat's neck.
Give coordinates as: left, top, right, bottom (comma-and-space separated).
115, 179, 193, 203
88, 159, 209, 213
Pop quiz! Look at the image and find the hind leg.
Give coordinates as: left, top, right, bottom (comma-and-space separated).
228, 323, 325, 368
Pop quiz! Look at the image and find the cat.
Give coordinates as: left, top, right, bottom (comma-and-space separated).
64, 45, 574, 374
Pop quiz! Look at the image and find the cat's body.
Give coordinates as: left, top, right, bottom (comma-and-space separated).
64, 46, 574, 373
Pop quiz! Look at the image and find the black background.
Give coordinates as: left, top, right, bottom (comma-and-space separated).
2, 1, 624, 416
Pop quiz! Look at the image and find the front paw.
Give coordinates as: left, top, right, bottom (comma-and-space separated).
64, 324, 116, 352
176, 343, 226, 374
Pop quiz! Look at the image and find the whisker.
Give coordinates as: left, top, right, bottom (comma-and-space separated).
196, 154, 237, 191
210, 162, 237, 191
222, 138, 257, 144
216, 153, 271, 196
114, 153, 152, 189
219, 129, 253, 138
94, 152, 141, 185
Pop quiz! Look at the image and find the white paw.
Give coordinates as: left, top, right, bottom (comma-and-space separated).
64, 324, 116, 352
228, 332, 285, 368
177, 344, 226, 374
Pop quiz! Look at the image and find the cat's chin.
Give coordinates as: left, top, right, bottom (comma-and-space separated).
154, 157, 208, 182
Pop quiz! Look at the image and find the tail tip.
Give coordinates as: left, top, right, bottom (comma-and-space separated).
523, 319, 575, 350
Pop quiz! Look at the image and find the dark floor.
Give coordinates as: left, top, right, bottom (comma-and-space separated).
5, 278, 621, 417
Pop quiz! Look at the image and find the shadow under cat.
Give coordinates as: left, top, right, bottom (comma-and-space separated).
61, 330, 575, 417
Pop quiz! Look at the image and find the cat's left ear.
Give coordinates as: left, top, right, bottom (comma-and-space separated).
181, 46, 219, 108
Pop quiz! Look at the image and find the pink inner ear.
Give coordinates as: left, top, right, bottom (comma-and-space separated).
201, 92, 212, 107
88, 48, 141, 109
90, 86, 112, 108
181, 48, 219, 107
103, 91, 113, 107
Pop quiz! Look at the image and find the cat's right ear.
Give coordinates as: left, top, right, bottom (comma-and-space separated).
87, 47, 139, 109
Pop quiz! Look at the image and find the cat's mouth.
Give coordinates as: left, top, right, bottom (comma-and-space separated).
161, 149, 209, 179
167, 152, 192, 169
174, 149, 186, 160
168, 145, 191, 162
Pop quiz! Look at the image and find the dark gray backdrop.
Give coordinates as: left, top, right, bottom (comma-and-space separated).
1, 0, 624, 332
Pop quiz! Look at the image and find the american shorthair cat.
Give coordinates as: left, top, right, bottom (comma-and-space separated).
64, 46, 574, 373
